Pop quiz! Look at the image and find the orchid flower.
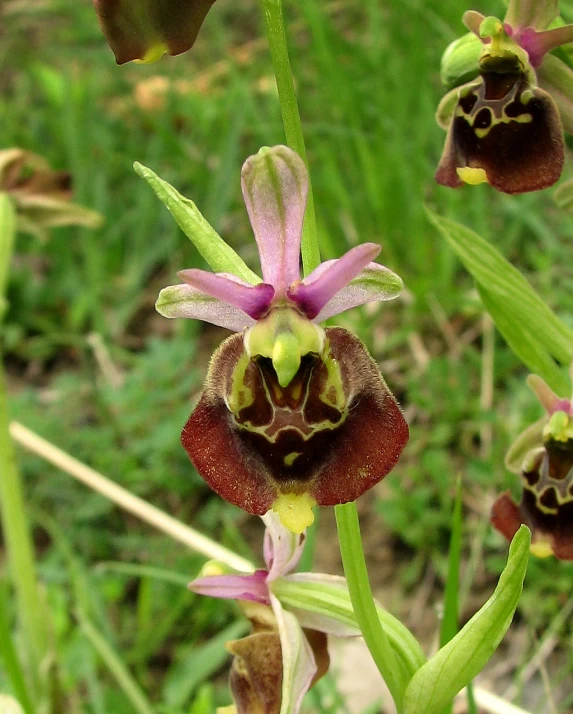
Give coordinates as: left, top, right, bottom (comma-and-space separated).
93, 0, 216, 64
436, 0, 573, 194
189, 511, 360, 714
155, 145, 408, 533
492, 363, 573, 560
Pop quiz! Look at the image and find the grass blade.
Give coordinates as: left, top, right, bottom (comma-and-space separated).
77, 609, 154, 714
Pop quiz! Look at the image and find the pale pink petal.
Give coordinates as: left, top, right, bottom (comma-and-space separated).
505, 0, 558, 31
294, 260, 403, 323
241, 146, 308, 295
262, 511, 306, 582
270, 594, 316, 714
155, 284, 255, 331
188, 570, 270, 604
178, 269, 274, 320
527, 374, 572, 415
462, 10, 486, 36
518, 25, 573, 67
288, 244, 381, 319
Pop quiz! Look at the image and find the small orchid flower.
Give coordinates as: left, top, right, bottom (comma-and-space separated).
492, 364, 573, 560
155, 145, 408, 533
436, 0, 573, 194
189, 512, 358, 714
93, 0, 215, 64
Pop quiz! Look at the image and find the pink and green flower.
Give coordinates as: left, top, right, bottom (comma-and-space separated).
155, 145, 409, 532
436, 0, 573, 194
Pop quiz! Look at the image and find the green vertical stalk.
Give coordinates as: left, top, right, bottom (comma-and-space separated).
255, 3, 407, 708
257, 0, 321, 276
0, 193, 47, 708
335, 502, 406, 711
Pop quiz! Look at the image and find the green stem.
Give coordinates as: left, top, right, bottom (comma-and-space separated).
257, 0, 321, 276
0, 193, 47, 707
335, 501, 406, 712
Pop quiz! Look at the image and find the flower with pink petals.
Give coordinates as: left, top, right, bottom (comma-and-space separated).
436, 0, 573, 194
156, 145, 408, 532
189, 512, 359, 714
492, 365, 573, 560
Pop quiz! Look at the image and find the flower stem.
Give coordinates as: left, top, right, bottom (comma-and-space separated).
335, 501, 407, 712
0, 194, 47, 707
257, 0, 321, 276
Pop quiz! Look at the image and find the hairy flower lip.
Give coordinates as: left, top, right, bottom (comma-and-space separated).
93, 0, 217, 64
181, 327, 409, 520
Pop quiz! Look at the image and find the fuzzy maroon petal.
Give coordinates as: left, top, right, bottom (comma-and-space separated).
94, 0, 216, 64
436, 73, 564, 194
181, 327, 408, 514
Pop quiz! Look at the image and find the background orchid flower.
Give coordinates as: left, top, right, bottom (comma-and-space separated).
492, 363, 573, 560
155, 145, 408, 532
189, 512, 358, 714
435, 0, 573, 194
93, 0, 216, 64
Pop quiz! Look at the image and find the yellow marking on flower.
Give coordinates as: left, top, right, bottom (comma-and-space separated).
320, 345, 346, 410
272, 493, 316, 533
227, 352, 254, 415
199, 561, 227, 577
216, 706, 238, 714
284, 452, 302, 467
134, 43, 168, 64
457, 167, 488, 185
530, 540, 554, 559
545, 411, 572, 443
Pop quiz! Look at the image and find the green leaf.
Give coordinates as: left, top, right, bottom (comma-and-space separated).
403, 526, 530, 714
273, 575, 426, 684
133, 162, 261, 284
427, 209, 573, 394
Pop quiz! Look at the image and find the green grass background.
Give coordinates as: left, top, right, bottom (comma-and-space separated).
2, 0, 573, 710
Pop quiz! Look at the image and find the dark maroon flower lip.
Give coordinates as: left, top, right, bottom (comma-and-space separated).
181, 327, 408, 525
435, 69, 564, 195
93, 0, 216, 64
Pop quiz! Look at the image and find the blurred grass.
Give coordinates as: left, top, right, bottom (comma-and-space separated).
2, 0, 573, 710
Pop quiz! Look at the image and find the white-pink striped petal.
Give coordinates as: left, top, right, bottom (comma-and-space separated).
241, 146, 308, 295
155, 284, 256, 331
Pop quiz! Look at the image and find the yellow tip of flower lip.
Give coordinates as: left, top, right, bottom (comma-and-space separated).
134, 43, 168, 64
457, 166, 489, 185
530, 540, 554, 559
272, 493, 316, 533
216, 707, 237, 714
